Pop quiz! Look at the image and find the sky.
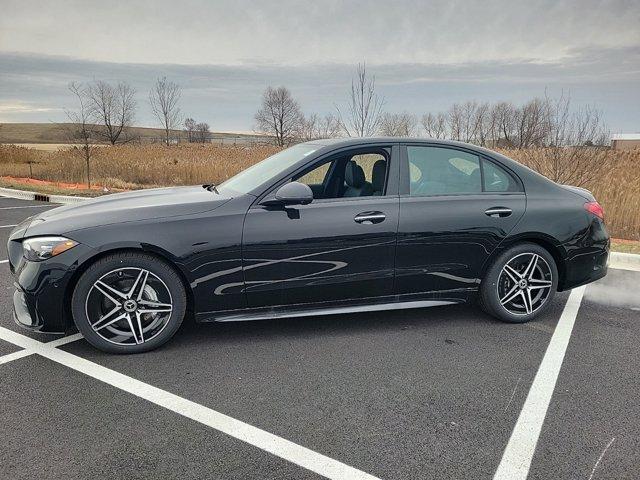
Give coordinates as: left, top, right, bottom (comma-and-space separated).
1, 0, 639, 133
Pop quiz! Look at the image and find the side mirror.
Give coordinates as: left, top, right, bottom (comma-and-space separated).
261, 181, 313, 207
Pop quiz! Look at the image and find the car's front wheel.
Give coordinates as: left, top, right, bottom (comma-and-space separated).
480, 243, 558, 323
71, 252, 187, 353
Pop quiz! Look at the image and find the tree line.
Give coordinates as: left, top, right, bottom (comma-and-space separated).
63, 62, 610, 188
254, 63, 609, 151
66, 77, 209, 149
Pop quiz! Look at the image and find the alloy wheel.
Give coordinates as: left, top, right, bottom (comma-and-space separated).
497, 252, 553, 316
85, 267, 173, 346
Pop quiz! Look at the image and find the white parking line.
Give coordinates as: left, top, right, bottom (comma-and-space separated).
0, 224, 17, 228
0, 326, 379, 480
493, 285, 586, 480
0, 333, 82, 365
0, 260, 8, 264
0, 349, 34, 365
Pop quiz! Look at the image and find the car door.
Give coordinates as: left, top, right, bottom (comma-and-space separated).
241, 144, 400, 309
395, 143, 526, 300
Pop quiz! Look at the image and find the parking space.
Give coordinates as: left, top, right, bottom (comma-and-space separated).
60, 297, 568, 479
0, 355, 319, 480
1, 194, 639, 479
0, 338, 21, 356
528, 270, 640, 480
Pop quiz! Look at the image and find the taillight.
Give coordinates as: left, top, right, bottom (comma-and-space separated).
584, 201, 604, 220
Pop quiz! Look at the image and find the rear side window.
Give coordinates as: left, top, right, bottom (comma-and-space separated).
482, 159, 521, 192
407, 146, 481, 196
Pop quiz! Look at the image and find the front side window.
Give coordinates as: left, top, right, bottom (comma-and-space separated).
293, 148, 390, 199
407, 146, 481, 196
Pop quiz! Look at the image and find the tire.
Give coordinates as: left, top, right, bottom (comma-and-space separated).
71, 251, 187, 353
480, 242, 558, 323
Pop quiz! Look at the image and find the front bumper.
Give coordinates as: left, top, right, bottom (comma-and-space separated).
10, 243, 95, 334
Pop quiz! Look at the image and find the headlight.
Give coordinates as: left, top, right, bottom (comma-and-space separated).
22, 236, 78, 262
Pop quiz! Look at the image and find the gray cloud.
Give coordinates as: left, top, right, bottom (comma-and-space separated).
1, 47, 639, 131
1, 0, 639, 131
2, 0, 639, 65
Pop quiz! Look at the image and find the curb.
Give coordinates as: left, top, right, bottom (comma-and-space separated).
0, 186, 89, 205
609, 251, 640, 272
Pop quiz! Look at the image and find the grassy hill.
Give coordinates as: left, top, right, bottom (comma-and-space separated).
0, 122, 267, 145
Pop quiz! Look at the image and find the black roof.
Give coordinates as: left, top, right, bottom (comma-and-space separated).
306, 136, 455, 147
304, 137, 509, 161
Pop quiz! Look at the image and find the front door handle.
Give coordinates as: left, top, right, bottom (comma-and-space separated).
485, 207, 513, 218
354, 211, 386, 224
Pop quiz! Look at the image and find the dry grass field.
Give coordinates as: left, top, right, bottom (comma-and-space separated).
0, 123, 265, 145
0, 143, 638, 240
503, 148, 640, 242
0, 143, 281, 190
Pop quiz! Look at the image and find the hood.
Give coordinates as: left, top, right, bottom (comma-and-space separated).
22, 185, 232, 237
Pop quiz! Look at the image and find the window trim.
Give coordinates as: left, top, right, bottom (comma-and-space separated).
399, 143, 524, 198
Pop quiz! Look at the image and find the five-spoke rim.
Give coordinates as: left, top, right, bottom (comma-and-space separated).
85, 267, 173, 346
497, 253, 553, 316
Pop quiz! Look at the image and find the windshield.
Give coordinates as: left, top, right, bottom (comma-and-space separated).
220, 144, 319, 194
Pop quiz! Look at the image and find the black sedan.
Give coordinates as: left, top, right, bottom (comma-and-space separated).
8, 138, 609, 353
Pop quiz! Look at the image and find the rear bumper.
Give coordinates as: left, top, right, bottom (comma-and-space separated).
560, 250, 608, 291
559, 219, 609, 291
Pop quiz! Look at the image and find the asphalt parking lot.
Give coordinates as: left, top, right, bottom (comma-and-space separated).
1, 194, 639, 480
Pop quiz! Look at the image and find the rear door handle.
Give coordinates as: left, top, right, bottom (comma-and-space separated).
485, 207, 513, 218
354, 211, 386, 224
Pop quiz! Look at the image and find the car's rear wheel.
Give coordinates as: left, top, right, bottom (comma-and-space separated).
71, 252, 187, 353
480, 243, 558, 323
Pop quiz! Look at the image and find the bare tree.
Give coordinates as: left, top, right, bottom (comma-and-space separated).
458, 101, 479, 143
149, 77, 181, 146
194, 122, 211, 143
88, 80, 136, 145
421, 112, 448, 139
493, 101, 518, 147
255, 86, 304, 146
300, 113, 341, 140
519, 94, 610, 187
378, 112, 418, 136
471, 102, 490, 146
184, 118, 197, 143
515, 98, 548, 148
336, 63, 385, 137
447, 103, 463, 141
314, 113, 341, 139
65, 82, 100, 188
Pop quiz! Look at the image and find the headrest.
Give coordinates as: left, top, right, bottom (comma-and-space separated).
371, 159, 387, 191
345, 161, 365, 188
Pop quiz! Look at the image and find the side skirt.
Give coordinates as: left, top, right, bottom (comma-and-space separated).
199, 298, 463, 323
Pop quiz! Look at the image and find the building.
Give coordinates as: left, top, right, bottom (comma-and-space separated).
611, 133, 640, 150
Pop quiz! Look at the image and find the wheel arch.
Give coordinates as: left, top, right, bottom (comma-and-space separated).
481, 233, 567, 290
63, 245, 195, 330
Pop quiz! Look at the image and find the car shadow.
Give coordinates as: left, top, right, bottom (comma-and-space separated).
175, 303, 501, 346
